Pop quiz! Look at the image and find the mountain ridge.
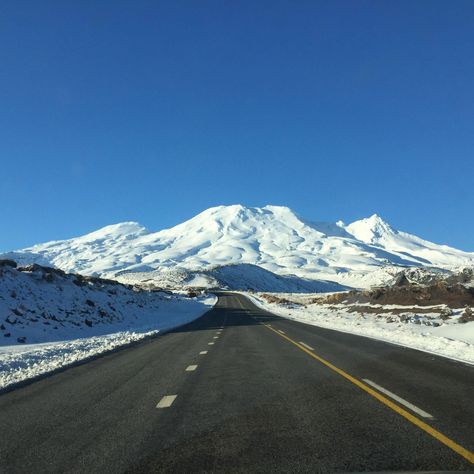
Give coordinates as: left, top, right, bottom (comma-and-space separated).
3, 205, 473, 288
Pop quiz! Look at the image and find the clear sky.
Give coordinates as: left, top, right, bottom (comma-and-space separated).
1, 1, 473, 252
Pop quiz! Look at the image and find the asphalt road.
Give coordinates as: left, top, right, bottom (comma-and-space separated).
0, 292, 473, 473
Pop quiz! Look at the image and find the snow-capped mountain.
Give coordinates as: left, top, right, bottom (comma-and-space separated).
3, 205, 474, 288
346, 214, 469, 267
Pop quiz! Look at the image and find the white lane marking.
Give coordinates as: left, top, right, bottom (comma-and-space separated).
213, 336, 219, 339
362, 379, 434, 419
186, 365, 198, 372
156, 395, 177, 408
199, 351, 208, 355
208, 342, 215, 345
299, 341, 315, 351
278, 329, 285, 334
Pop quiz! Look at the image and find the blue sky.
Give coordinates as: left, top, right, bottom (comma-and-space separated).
1, 1, 473, 252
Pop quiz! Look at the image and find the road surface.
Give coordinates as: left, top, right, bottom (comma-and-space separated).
0, 292, 473, 473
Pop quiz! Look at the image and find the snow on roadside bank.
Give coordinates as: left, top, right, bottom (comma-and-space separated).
0, 263, 216, 390
245, 293, 474, 364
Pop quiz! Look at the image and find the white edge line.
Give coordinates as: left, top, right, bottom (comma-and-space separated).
156, 395, 177, 408
362, 379, 434, 419
299, 341, 315, 351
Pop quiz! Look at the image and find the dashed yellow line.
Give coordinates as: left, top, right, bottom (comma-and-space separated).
264, 324, 474, 465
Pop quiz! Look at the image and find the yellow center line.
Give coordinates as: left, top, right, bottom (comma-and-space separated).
264, 324, 474, 464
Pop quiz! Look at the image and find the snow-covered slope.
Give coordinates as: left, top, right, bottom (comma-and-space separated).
116, 264, 350, 293
0, 262, 215, 389
3, 205, 474, 288
346, 214, 470, 267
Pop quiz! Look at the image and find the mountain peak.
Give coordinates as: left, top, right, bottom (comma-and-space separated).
262, 204, 294, 213
166, 204, 305, 236
75, 221, 149, 242
182, 204, 301, 225
345, 214, 394, 244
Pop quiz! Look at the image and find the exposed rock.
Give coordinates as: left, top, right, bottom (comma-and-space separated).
459, 307, 474, 323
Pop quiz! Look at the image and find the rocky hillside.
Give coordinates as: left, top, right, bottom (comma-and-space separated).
312, 268, 474, 308
0, 260, 212, 346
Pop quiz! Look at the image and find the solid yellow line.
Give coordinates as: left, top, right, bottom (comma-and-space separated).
264, 324, 474, 464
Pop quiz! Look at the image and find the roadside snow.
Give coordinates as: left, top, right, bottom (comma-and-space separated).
246, 293, 474, 364
0, 264, 216, 390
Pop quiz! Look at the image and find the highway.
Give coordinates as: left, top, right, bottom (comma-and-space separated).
0, 292, 473, 473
